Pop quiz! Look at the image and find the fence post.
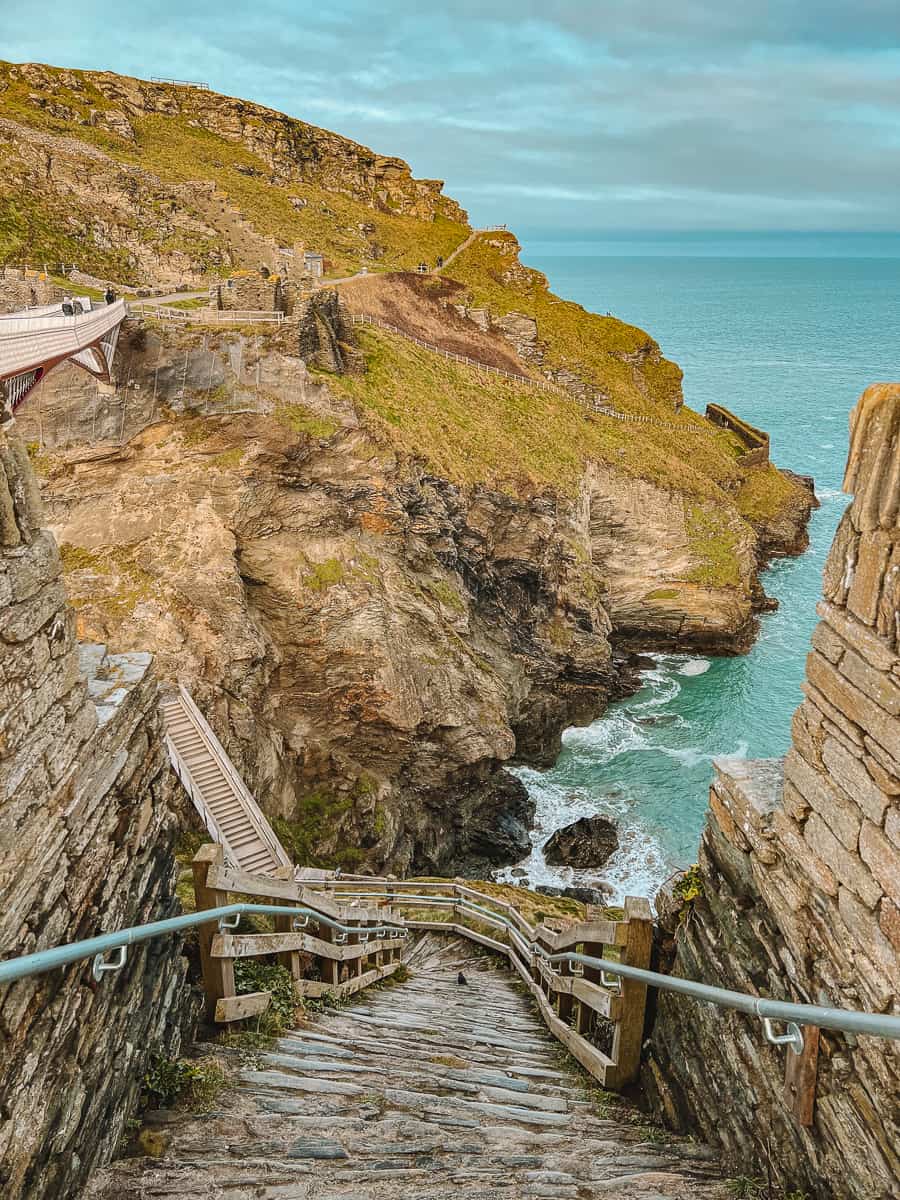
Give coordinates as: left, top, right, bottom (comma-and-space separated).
274, 898, 303, 984
612, 896, 653, 1085
192, 844, 236, 1021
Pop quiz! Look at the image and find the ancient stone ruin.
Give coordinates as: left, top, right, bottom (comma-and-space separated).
645, 383, 900, 1199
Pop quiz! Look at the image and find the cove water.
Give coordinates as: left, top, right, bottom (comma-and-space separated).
498, 233, 900, 902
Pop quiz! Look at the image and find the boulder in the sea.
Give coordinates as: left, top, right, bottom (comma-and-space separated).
561, 884, 612, 905
543, 815, 619, 868
536, 884, 563, 897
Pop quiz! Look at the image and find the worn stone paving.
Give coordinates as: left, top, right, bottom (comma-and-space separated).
85, 937, 728, 1199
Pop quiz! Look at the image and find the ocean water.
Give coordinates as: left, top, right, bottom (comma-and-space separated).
498, 243, 900, 902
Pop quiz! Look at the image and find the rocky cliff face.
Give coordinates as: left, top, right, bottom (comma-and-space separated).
27, 327, 614, 875
0, 422, 195, 1199
644, 384, 900, 1200
17, 303, 813, 874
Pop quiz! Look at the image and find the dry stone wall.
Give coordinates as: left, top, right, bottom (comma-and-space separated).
0, 419, 195, 1199
0, 269, 66, 315
644, 383, 900, 1200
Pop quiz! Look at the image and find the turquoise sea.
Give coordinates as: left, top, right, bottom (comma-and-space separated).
499, 236, 900, 901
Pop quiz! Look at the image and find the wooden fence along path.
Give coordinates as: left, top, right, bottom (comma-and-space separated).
192, 848, 653, 1090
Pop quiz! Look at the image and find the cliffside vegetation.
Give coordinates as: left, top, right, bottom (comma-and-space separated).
0, 60, 468, 278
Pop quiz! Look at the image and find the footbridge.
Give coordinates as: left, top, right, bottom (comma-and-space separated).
0, 297, 128, 413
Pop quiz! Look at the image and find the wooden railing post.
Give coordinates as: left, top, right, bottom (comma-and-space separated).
274, 899, 302, 984
557, 958, 574, 1026
318, 922, 340, 991
577, 939, 604, 1036
611, 896, 653, 1085
192, 844, 235, 1021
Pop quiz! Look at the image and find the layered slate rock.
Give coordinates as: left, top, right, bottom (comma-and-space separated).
0, 422, 195, 1200
543, 814, 619, 868
645, 383, 900, 1200
86, 935, 729, 1200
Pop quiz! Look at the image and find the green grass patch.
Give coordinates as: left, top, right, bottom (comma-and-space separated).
142, 1054, 229, 1113
274, 403, 340, 439
685, 503, 745, 589
58, 541, 158, 618
422, 577, 466, 613
301, 557, 345, 591
644, 588, 679, 601
327, 327, 742, 501
273, 788, 364, 871
735, 463, 802, 524
234, 961, 298, 1036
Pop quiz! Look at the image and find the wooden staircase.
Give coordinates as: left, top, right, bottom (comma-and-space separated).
161, 685, 292, 877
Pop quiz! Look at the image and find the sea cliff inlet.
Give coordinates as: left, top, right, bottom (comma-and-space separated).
505, 242, 900, 899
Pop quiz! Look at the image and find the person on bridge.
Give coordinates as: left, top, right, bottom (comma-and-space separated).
61, 295, 75, 316
104, 285, 116, 305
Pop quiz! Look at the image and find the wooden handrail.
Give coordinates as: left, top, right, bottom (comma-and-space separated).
191, 845, 406, 1022
195, 857, 654, 1089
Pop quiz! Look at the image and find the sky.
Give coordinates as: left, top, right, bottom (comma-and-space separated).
2, 0, 900, 234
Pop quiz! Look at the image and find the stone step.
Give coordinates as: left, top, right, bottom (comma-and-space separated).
85, 935, 729, 1200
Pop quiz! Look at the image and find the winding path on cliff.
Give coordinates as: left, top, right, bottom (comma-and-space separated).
87, 937, 727, 1199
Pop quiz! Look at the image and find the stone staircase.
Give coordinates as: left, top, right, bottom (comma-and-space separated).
86, 937, 727, 1199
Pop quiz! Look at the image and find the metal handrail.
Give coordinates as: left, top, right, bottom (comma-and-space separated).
536, 949, 900, 1042
319, 886, 900, 1043
0, 903, 407, 986
4, 885, 898, 1045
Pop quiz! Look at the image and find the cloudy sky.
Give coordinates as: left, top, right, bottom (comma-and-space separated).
3, 1, 900, 233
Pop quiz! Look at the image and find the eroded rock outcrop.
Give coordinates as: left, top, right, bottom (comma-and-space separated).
644, 383, 900, 1200
543, 814, 619, 868
0, 423, 195, 1199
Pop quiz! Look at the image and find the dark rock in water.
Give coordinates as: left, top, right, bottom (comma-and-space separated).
633, 712, 678, 727
562, 885, 612, 905
631, 654, 658, 672
536, 884, 563, 897
509, 867, 527, 879
543, 815, 619, 868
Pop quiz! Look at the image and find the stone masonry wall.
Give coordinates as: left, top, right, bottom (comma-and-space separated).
0, 270, 66, 315
644, 383, 900, 1200
0, 421, 196, 1199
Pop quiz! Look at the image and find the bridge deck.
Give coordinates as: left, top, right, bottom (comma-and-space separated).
0, 298, 127, 382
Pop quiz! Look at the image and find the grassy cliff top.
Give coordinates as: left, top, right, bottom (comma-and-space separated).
0, 60, 470, 277
449, 231, 686, 412
328, 326, 752, 500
